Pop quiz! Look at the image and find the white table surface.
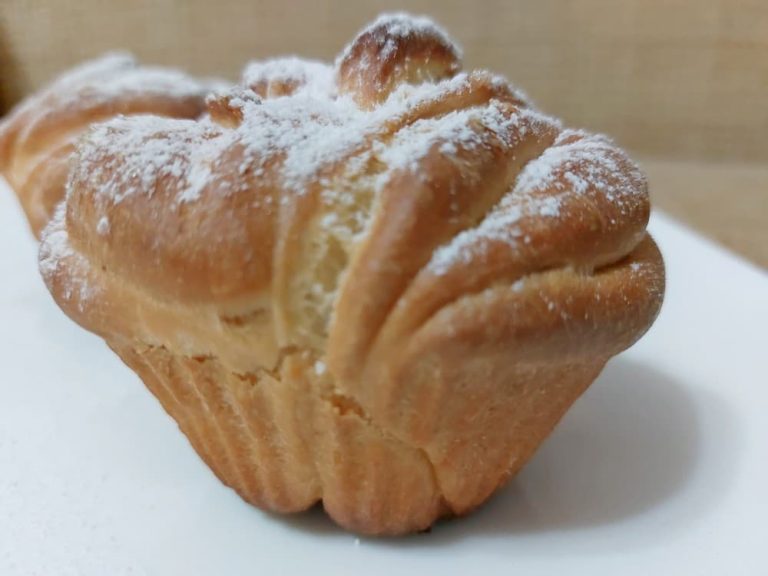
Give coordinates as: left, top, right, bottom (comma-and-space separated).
1, 179, 766, 576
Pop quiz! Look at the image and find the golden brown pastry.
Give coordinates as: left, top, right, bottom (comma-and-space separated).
0, 52, 218, 236
37, 13, 664, 535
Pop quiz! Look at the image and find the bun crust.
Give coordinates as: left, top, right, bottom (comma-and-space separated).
33, 14, 664, 534
0, 53, 217, 236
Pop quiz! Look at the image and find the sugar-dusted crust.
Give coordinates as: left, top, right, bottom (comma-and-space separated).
0, 53, 220, 236
36, 13, 664, 534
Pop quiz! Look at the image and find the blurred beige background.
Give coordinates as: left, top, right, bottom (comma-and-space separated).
1, 0, 767, 266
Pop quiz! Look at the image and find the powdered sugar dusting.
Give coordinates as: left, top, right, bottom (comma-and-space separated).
73, 69, 541, 206
73, 116, 226, 205
96, 216, 110, 235
64, 14, 539, 211
86, 66, 220, 103
11, 52, 220, 121
429, 200, 528, 276
39, 206, 74, 279
537, 195, 561, 217
427, 130, 646, 276
238, 95, 366, 192
1, 52, 123, 122
337, 12, 463, 66
376, 101, 555, 176
515, 130, 645, 208
242, 57, 335, 98
39, 205, 96, 309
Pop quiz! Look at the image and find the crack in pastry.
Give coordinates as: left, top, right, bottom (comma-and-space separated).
22, 13, 665, 534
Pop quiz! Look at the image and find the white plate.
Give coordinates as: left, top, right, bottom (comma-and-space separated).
1, 178, 766, 575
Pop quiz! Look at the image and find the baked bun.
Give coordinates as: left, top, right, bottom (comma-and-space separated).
38, 13, 664, 535
0, 52, 218, 236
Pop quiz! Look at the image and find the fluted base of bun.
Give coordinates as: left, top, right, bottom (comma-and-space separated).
111, 343, 448, 535
108, 342, 610, 535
